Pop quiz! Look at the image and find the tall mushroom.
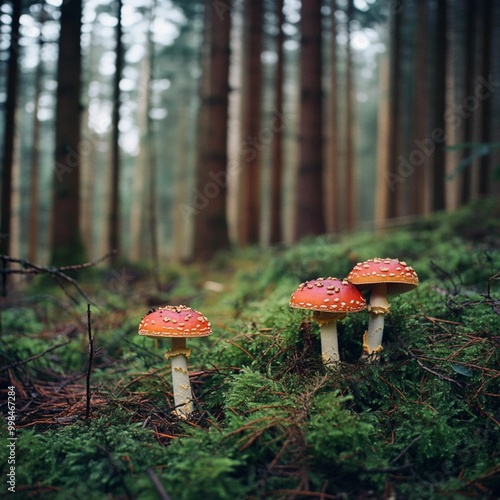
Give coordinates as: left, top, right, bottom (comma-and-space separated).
347, 258, 418, 360
290, 277, 366, 367
138, 305, 212, 418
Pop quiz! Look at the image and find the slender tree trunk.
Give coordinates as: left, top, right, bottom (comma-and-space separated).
28, 4, 46, 263
192, 0, 232, 260
80, 117, 98, 260
431, 0, 447, 211
344, 0, 356, 231
412, 0, 428, 216
80, 16, 100, 261
386, 2, 402, 220
459, 0, 475, 205
444, 0, 459, 211
10, 112, 21, 261
294, 0, 325, 240
325, 0, 339, 233
478, 0, 493, 196
172, 97, 190, 261
0, 0, 21, 258
147, 1, 159, 277
375, 55, 390, 231
269, 0, 285, 245
129, 30, 152, 261
109, 0, 123, 265
50, 0, 84, 265
238, 0, 263, 246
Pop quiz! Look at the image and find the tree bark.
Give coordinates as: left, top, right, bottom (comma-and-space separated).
28, 3, 46, 263
386, 2, 402, 220
192, 0, 232, 260
459, 0, 476, 205
109, 0, 124, 265
50, 0, 84, 265
269, 0, 285, 245
411, 0, 429, 216
238, 0, 263, 246
344, 0, 356, 231
375, 55, 390, 231
431, 0, 447, 211
0, 0, 21, 258
325, 0, 339, 233
294, 0, 325, 240
129, 19, 153, 261
478, 0, 493, 196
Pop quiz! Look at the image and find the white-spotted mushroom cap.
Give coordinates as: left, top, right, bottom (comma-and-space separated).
289, 277, 366, 314
138, 305, 212, 338
347, 258, 419, 295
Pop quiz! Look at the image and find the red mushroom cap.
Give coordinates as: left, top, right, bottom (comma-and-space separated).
138, 305, 212, 338
347, 258, 419, 294
289, 277, 366, 314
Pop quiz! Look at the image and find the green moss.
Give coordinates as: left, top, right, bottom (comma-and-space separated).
2, 200, 499, 498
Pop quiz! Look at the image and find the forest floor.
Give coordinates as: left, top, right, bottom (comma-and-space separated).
1, 198, 500, 499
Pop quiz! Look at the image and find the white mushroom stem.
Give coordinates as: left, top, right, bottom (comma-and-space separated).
362, 282, 390, 359
313, 312, 344, 368
165, 338, 193, 418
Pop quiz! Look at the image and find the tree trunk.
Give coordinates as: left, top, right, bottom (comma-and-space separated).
0, 0, 21, 258
431, 0, 447, 211
109, 0, 123, 265
50, 0, 84, 265
129, 25, 153, 261
172, 97, 190, 261
238, 0, 263, 246
459, 0, 476, 206
375, 55, 390, 231
411, 0, 429, 216
325, 0, 339, 233
344, 0, 356, 231
386, 2, 402, 220
294, 0, 325, 240
478, 0, 493, 196
192, 0, 232, 260
269, 0, 285, 245
28, 3, 46, 263
147, 1, 159, 278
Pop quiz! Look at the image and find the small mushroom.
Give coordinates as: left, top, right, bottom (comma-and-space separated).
138, 305, 212, 418
347, 258, 418, 360
290, 277, 366, 367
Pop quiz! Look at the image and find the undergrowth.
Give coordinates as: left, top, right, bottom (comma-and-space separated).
1, 199, 499, 499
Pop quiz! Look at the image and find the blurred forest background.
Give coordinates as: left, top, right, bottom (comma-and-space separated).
1, 0, 499, 267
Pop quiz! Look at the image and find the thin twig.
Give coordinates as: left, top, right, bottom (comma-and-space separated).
147, 468, 171, 500
1, 340, 72, 372
487, 271, 500, 298
390, 435, 421, 464
85, 304, 94, 422
0, 252, 114, 305
397, 334, 463, 387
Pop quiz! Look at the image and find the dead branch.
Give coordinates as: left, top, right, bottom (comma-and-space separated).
147, 468, 171, 500
397, 334, 463, 387
1, 339, 72, 372
0, 251, 115, 305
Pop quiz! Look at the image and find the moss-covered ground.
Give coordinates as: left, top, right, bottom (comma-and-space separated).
1, 199, 499, 499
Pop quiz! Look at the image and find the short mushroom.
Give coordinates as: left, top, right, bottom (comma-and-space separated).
290, 277, 366, 367
138, 305, 212, 418
347, 258, 418, 360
